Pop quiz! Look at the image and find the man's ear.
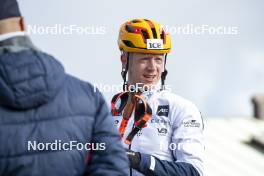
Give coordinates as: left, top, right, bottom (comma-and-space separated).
120, 52, 128, 69
19, 17, 25, 31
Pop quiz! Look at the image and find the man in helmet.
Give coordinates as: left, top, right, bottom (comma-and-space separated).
111, 19, 204, 176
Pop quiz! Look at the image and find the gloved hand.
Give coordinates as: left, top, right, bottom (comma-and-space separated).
126, 149, 141, 169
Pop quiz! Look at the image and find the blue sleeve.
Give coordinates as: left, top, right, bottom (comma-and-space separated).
136, 153, 200, 176
84, 90, 129, 175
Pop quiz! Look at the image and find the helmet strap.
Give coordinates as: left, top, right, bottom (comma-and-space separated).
121, 52, 130, 91
161, 54, 168, 90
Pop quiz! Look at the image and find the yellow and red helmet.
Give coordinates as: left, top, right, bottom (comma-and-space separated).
118, 18, 171, 54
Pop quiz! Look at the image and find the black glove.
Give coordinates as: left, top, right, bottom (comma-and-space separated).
126, 149, 141, 169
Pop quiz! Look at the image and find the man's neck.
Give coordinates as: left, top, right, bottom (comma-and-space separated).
0, 17, 24, 35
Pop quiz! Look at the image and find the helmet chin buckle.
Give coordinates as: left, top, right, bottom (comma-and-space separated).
111, 91, 152, 145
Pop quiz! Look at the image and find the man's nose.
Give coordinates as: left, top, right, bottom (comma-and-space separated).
146, 58, 156, 70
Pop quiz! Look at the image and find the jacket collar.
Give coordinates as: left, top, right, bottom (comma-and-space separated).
0, 31, 26, 42
0, 35, 36, 49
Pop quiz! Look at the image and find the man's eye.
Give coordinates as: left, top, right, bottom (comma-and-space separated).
139, 58, 149, 62
155, 58, 163, 63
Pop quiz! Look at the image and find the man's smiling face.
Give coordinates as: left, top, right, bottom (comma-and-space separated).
123, 52, 165, 89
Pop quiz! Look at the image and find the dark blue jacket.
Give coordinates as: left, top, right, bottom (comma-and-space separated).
0, 37, 129, 176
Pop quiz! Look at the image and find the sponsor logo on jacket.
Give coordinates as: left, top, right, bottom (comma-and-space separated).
157, 127, 168, 136
114, 119, 119, 126
156, 105, 169, 117
182, 119, 200, 128
136, 130, 142, 137
150, 118, 170, 125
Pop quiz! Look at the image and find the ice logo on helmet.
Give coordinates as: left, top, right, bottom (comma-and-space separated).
147, 39, 164, 50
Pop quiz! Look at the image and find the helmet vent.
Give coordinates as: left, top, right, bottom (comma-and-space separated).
160, 30, 165, 43
141, 30, 149, 43
151, 28, 157, 39
132, 19, 141, 23
123, 40, 135, 48
125, 25, 135, 33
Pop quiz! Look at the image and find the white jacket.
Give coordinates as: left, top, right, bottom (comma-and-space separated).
114, 88, 204, 176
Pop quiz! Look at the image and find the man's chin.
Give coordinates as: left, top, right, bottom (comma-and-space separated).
128, 80, 158, 91
139, 82, 158, 90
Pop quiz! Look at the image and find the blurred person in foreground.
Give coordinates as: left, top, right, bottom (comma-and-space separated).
0, 0, 129, 175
